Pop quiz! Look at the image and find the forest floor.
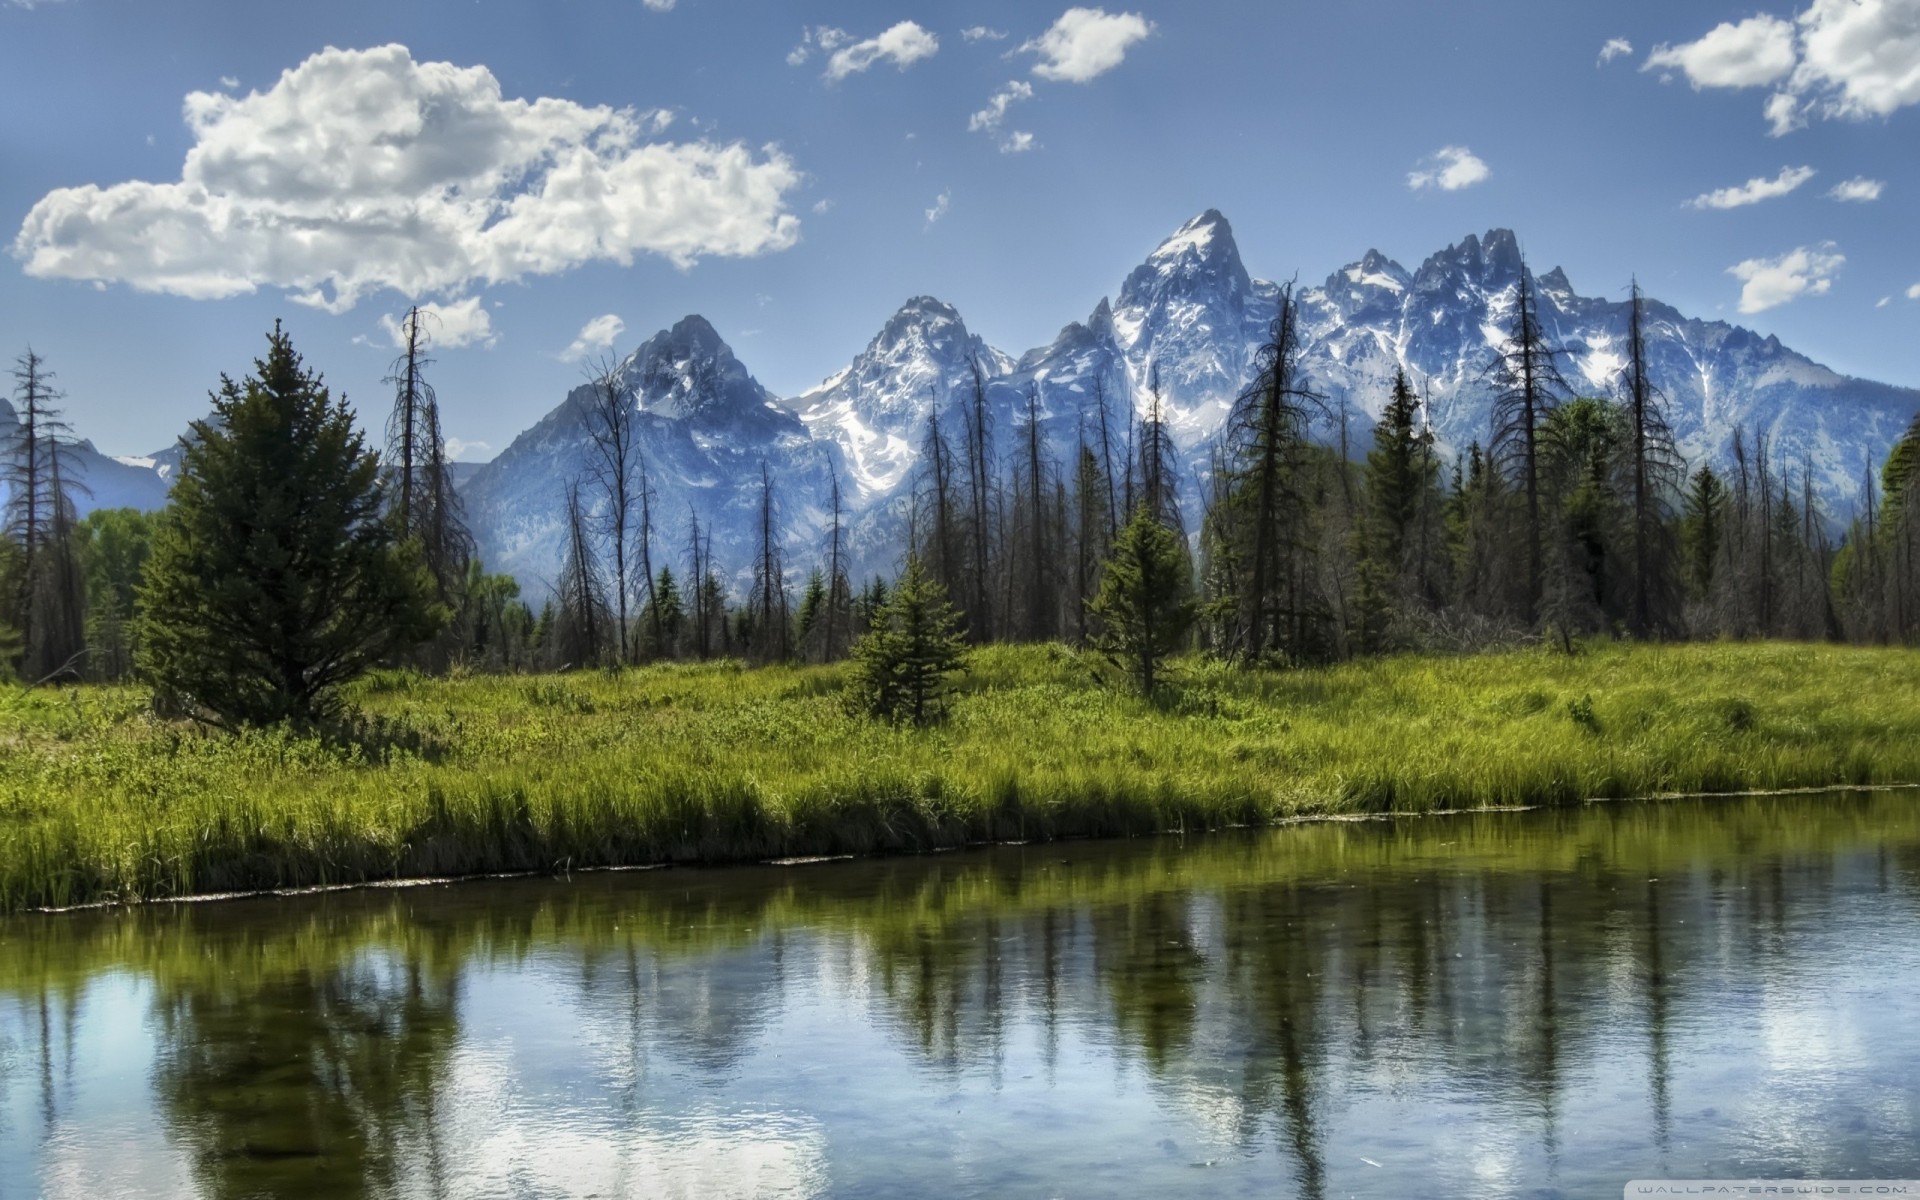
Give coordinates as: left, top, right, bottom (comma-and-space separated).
3, 640, 1918, 912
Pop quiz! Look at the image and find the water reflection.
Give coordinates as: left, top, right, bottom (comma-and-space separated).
2, 793, 1919, 1198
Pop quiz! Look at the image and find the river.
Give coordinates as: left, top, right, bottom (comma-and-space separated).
3, 792, 1918, 1198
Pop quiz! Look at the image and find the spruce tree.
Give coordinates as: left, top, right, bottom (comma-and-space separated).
1090, 504, 1196, 696
137, 323, 445, 726
851, 555, 967, 725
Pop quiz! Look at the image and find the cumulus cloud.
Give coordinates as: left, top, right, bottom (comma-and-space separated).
11, 45, 803, 312
924, 190, 950, 228
1407, 146, 1491, 191
1727, 243, 1845, 313
1001, 131, 1036, 154
962, 26, 1008, 42
443, 437, 492, 461
1598, 38, 1634, 66
642, 0, 674, 9
380, 296, 496, 349
1828, 176, 1885, 201
1644, 15, 1798, 88
969, 81, 1033, 132
1686, 164, 1817, 209
1648, 0, 1920, 134
561, 313, 626, 362
1910, 282, 1920, 299
809, 22, 938, 82
1021, 8, 1154, 83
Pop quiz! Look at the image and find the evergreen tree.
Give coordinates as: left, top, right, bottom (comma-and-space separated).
748, 461, 790, 663
1484, 262, 1570, 624
137, 323, 445, 726
1089, 504, 1196, 696
1351, 368, 1446, 651
640, 565, 684, 660
850, 555, 967, 725
1682, 467, 1726, 601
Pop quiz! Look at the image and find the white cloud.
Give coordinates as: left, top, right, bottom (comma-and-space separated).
924, 190, 950, 228
1650, 1, 1920, 133
822, 22, 939, 83
786, 26, 850, 67
561, 313, 626, 362
381, 296, 496, 349
811, 198, 834, 214
11, 45, 803, 311
1828, 176, 1885, 201
1644, 15, 1798, 88
1909, 282, 1920, 299
443, 437, 492, 461
1793, 0, 1920, 122
1021, 8, 1154, 83
5, 0, 72, 8
1727, 243, 1845, 313
1598, 38, 1634, 66
218, 75, 239, 89
642, 0, 675, 9
962, 26, 1008, 42
1686, 164, 1817, 209
1879, 295, 1893, 307
1407, 145, 1490, 191
1765, 89, 1807, 135
969, 81, 1033, 132
1001, 131, 1036, 154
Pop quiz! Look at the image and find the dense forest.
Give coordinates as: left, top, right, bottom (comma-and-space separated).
5, 260, 1920, 719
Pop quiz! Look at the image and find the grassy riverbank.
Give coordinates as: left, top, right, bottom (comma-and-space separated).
2, 641, 1918, 911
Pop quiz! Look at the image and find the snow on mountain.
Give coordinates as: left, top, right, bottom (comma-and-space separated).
463, 315, 838, 594
464, 214, 1917, 589
1292, 229, 1919, 508
1107, 209, 1278, 446
796, 297, 1014, 503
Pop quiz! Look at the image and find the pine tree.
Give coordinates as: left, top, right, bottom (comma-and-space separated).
851, 555, 968, 725
748, 461, 790, 663
640, 565, 684, 659
137, 322, 445, 726
1090, 504, 1196, 696
1485, 261, 1570, 624
1682, 467, 1726, 602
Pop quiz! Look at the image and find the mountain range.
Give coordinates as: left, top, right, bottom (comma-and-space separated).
11, 210, 1917, 593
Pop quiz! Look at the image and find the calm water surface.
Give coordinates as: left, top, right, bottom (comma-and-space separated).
3, 793, 1919, 1199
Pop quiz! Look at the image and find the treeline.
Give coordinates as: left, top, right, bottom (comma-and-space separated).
6, 260, 1920, 718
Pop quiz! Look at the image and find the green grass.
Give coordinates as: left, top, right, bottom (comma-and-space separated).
2, 640, 1918, 912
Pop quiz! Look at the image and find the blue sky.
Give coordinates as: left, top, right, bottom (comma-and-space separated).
2, 0, 1917, 460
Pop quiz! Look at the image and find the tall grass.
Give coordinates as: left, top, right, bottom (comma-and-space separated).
2, 640, 1918, 911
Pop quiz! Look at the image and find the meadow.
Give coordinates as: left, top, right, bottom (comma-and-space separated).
2, 640, 1918, 912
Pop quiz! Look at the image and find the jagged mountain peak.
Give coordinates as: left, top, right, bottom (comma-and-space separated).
1123, 209, 1253, 305
615, 314, 775, 425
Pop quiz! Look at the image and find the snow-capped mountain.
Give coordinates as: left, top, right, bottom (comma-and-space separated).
41, 209, 1911, 590
1107, 209, 1280, 446
462, 315, 838, 593
795, 296, 1014, 504
1290, 228, 1919, 505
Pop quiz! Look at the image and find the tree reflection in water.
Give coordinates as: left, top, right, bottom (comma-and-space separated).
2, 792, 1918, 1198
